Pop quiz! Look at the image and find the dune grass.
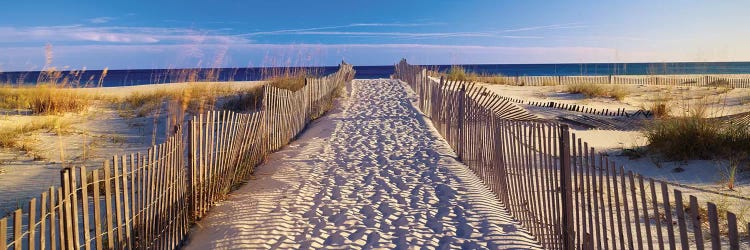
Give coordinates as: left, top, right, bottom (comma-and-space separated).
566, 83, 629, 101
221, 88, 264, 113
119, 84, 235, 117
0, 85, 93, 114
0, 116, 73, 148
644, 105, 750, 161
442, 66, 511, 85
262, 67, 318, 91
446, 66, 471, 81
0, 45, 100, 115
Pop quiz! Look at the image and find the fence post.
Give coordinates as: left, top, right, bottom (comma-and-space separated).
60, 167, 76, 250
559, 125, 575, 250
456, 84, 466, 161
186, 118, 195, 222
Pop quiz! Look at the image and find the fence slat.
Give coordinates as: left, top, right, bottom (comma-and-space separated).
92, 170, 103, 250
121, 155, 132, 249
40, 192, 47, 250
727, 212, 739, 250
61, 172, 74, 250
103, 161, 115, 249
13, 209, 21, 250
113, 156, 124, 247
689, 196, 704, 249
674, 190, 689, 249
0, 217, 6, 250
80, 166, 91, 250
68, 169, 81, 250
649, 179, 664, 250
28, 198, 36, 250
707, 203, 720, 250
638, 176, 653, 249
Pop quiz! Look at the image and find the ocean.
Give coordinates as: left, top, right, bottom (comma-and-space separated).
2, 62, 750, 87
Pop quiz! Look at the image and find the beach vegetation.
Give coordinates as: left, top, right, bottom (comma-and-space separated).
643, 104, 750, 161
262, 67, 317, 91
648, 96, 672, 118
0, 116, 73, 148
440, 66, 511, 84
221, 88, 264, 113
118, 83, 235, 117
446, 65, 470, 81
565, 83, 629, 100
0, 45, 96, 115
0, 85, 93, 114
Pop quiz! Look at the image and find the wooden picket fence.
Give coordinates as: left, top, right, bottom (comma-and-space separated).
444, 73, 750, 88
0, 62, 355, 249
396, 59, 750, 249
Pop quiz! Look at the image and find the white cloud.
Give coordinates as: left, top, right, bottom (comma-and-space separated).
236, 22, 574, 39
284, 31, 494, 38
87, 17, 116, 24
0, 26, 249, 44
236, 22, 441, 36
502, 23, 586, 32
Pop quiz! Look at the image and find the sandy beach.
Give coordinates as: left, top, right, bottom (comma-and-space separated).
184, 79, 541, 249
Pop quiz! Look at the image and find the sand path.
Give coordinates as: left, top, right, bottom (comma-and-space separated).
184, 79, 541, 249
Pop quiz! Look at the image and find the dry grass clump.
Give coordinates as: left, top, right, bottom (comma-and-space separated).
121, 89, 174, 117
473, 75, 511, 85
263, 68, 314, 92
119, 84, 234, 117
0, 85, 92, 114
644, 107, 750, 161
0, 44, 98, 115
0, 116, 73, 148
566, 83, 629, 100
649, 96, 672, 118
221, 88, 264, 113
446, 66, 471, 81
441, 66, 510, 84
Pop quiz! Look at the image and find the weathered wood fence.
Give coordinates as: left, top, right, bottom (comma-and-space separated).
444, 73, 750, 88
498, 95, 653, 118
396, 59, 749, 249
0, 63, 355, 249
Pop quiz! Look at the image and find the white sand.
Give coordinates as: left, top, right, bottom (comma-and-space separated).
184, 79, 541, 249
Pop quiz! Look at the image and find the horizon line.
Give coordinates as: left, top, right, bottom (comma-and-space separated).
2, 60, 750, 73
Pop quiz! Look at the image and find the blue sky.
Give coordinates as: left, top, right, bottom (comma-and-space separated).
1, 0, 749, 71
